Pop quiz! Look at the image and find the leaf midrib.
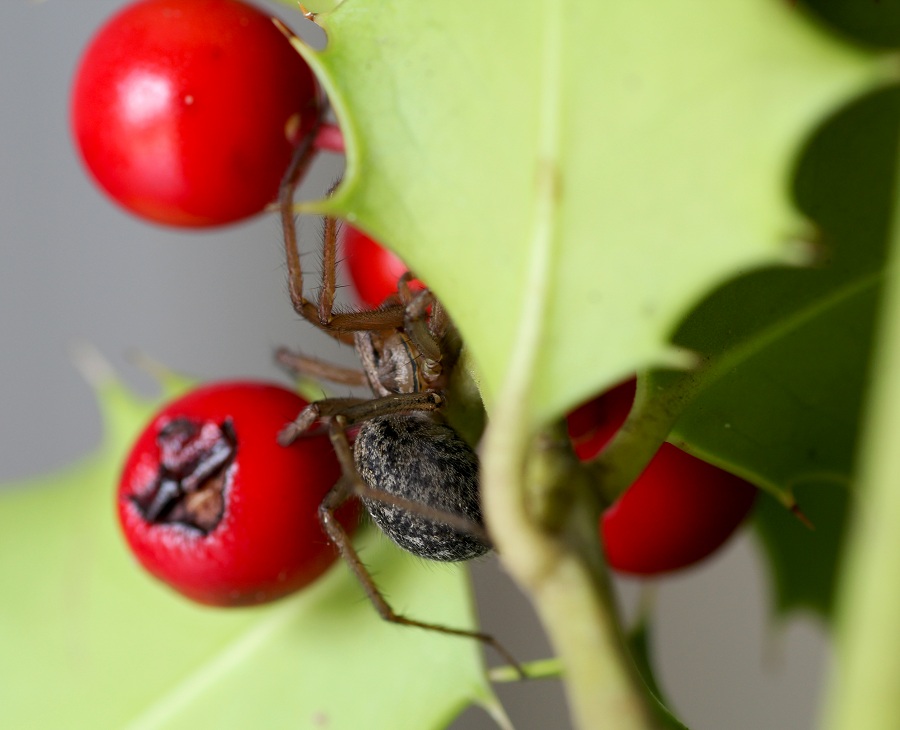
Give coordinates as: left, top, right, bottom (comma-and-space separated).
704, 267, 881, 391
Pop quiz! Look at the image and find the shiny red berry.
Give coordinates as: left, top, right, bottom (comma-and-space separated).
71, 0, 320, 227
567, 379, 757, 576
117, 381, 351, 606
342, 225, 425, 308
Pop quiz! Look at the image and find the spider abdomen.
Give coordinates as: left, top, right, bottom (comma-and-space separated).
353, 413, 490, 562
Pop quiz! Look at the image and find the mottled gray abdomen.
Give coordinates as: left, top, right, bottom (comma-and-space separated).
353, 413, 490, 562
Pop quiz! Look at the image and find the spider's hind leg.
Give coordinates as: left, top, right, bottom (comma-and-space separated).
318, 415, 525, 677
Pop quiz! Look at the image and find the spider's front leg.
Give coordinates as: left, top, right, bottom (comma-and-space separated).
278, 148, 408, 339
277, 391, 445, 446
396, 277, 464, 383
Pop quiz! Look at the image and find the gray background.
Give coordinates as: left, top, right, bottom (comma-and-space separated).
1, 1, 828, 728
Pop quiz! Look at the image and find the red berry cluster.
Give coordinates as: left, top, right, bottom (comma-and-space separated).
72, 0, 354, 606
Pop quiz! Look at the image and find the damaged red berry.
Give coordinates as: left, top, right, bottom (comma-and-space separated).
118, 381, 351, 606
567, 379, 757, 576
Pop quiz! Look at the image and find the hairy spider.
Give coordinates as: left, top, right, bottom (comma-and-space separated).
275, 138, 520, 671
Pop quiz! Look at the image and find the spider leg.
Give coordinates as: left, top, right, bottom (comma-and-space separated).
427, 298, 450, 343
278, 396, 370, 446
353, 331, 391, 397
338, 392, 445, 424
279, 155, 408, 338
278, 391, 445, 446
396, 277, 462, 379
320, 421, 525, 677
400, 287, 442, 364
278, 122, 337, 335
275, 346, 368, 387
317, 209, 339, 324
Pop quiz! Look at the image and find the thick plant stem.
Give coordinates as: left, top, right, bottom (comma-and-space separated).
533, 558, 653, 730
481, 421, 661, 730
532, 490, 657, 730
823, 139, 900, 729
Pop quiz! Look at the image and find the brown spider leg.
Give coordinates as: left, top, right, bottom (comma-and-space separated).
318, 215, 338, 324
396, 272, 419, 306
278, 396, 370, 445
275, 346, 368, 387
278, 153, 408, 337
396, 277, 461, 376
321, 421, 525, 677
428, 298, 450, 342
353, 331, 392, 397
337, 392, 446, 425
279, 391, 446, 445
317, 200, 341, 325
400, 287, 443, 365
278, 118, 340, 336
397, 273, 448, 342
314, 178, 343, 326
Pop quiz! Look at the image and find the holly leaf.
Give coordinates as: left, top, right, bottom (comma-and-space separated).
646, 85, 900, 618
753, 481, 850, 617
295, 0, 878, 427
0, 366, 503, 729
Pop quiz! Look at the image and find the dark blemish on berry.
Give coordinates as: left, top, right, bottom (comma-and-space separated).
132, 417, 237, 533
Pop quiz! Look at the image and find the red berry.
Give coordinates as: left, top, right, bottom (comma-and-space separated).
342, 225, 425, 308
567, 379, 757, 576
117, 381, 352, 606
566, 380, 636, 462
71, 0, 320, 227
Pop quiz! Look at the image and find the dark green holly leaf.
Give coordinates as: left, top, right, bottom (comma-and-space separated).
656, 85, 900, 617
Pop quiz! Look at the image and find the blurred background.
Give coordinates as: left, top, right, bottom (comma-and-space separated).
0, 1, 829, 727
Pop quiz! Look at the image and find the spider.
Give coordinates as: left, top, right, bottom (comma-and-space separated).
275, 134, 521, 672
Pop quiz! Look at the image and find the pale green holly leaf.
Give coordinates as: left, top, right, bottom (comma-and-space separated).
292, 0, 878, 427
0, 369, 501, 729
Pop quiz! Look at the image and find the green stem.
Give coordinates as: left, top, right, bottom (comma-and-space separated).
482, 420, 662, 730
489, 657, 564, 683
